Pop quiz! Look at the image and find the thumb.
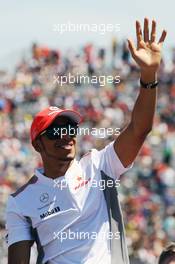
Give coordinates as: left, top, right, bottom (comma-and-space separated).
127, 38, 136, 58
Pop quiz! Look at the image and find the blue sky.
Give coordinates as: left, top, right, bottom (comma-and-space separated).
0, 0, 174, 69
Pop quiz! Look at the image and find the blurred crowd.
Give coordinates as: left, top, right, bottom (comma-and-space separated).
0, 39, 175, 263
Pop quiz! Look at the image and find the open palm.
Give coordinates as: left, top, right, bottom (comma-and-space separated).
128, 18, 167, 73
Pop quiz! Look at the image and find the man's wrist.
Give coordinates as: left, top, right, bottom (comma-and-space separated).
140, 70, 157, 83
140, 79, 158, 89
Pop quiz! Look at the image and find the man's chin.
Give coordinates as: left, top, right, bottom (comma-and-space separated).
59, 153, 75, 162
60, 156, 74, 161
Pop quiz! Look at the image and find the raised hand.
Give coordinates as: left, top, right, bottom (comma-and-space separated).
128, 18, 167, 74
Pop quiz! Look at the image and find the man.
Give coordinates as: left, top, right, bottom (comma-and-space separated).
6, 18, 166, 264
158, 244, 175, 264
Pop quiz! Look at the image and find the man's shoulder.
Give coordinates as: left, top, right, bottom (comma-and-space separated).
79, 147, 105, 169
11, 175, 38, 198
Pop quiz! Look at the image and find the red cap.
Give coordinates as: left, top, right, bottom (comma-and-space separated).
30, 106, 82, 142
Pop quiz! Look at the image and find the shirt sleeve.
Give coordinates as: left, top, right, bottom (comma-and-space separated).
92, 141, 133, 180
5, 195, 34, 247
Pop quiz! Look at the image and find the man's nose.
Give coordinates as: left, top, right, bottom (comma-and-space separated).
61, 133, 72, 141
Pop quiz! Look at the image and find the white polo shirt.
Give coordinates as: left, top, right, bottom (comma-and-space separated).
5, 142, 132, 264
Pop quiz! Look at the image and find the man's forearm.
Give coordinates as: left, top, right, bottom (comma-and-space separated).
8, 241, 32, 264
131, 70, 157, 136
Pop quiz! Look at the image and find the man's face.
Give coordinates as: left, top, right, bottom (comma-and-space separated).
38, 116, 77, 162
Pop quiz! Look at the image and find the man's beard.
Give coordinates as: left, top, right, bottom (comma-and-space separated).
58, 156, 74, 161
40, 142, 76, 161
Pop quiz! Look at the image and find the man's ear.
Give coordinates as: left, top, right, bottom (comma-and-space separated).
32, 138, 42, 153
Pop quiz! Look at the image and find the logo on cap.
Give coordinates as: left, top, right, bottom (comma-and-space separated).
49, 106, 60, 111
48, 106, 61, 116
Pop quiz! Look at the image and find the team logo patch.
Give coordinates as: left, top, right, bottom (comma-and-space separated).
40, 193, 49, 203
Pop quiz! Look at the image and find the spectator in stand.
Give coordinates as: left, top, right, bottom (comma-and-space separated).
158, 243, 175, 264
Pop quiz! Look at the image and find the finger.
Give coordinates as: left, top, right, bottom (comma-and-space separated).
136, 20, 143, 47
139, 40, 147, 49
151, 20, 156, 43
127, 39, 137, 58
158, 30, 167, 46
144, 17, 149, 43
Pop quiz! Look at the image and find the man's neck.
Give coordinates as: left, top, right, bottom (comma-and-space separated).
43, 160, 74, 179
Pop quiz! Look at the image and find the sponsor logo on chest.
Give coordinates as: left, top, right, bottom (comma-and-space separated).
40, 206, 60, 219
74, 176, 91, 190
